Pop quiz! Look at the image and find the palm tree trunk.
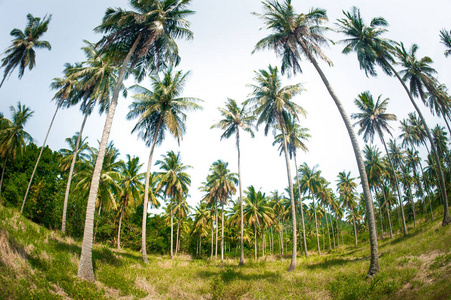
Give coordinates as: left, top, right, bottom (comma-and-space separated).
380, 135, 408, 235
215, 207, 218, 260
280, 221, 283, 255
279, 122, 297, 271
418, 161, 433, 221
325, 212, 331, 251
381, 188, 393, 238
330, 210, 336, 248
21, 105, 60, 214
352, 213, 358, 247
221, 202, 224, 262
294, 153, 308, 258
211, 221, 214, 259
175, 215, 180, 256
299, 40, 379, 275
236, 130, 245, 266
199, 234, 202, 257
62, 103, 91, 234
77, 33, 141, 282
322, 223, 325, 251
142, 116, 163, 264
0, 156, 7, 196
117, 206, 124, 250
379, 206, 384, 239
312, 196, 321, 255
388, 64, 450, 226
254, 222, 257, 261
170, 199, 174, 258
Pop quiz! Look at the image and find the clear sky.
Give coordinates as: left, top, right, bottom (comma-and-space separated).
0, 0, 450, 213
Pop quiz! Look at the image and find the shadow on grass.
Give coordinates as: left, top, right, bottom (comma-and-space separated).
306, 256, 369, 270
198, 266, 281, 283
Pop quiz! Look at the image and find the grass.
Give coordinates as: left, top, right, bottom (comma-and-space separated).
1, 204, 450, 299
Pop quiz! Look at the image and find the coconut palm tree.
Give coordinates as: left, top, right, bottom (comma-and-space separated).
192, 202, 210, 257
59, 133, 90, 173
204, 160, 237, 262
273, 115, 310, 257
77, 0, 194, 281
246, 64, 305, 270
337, 171, 358, 247
337, 7, 449, 226
254, 1, 379, 275
211, 98, 254, 265
155, 151, 191, 259
269, 190, 288, 255
117, 155, 145, 250
351, 91, 407, 234
439, 29, 451, 57
0, 103, 33, 195
0, 14, 52, 88
243, 186, 274, 261
126, 68, 201, 263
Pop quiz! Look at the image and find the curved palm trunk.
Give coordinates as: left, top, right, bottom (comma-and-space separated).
294, 153, 308, 257
62, 103, 91, 234
236, 130, 245, 266
21, 105, 59, 214
117, 205, 124, 250
77, 34, 141, 282
299, 40, 379, 275
388, 64, 450, 226
380, 135, 408, 235
279, 122, 297, 271
142, 117, 163, 263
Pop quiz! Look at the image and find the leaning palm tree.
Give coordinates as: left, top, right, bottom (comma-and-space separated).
0, 103, 33, 195
351, 91, 407, 234
337, 7, 449, 226
273, 115, 310, 257
126, 68, 201, 263
211, 98, 254, 265
117, 155, 145, 250
0, 13, 52, 88
155, 151, 191, 259
254, 1, 379, 276
77, 0, 194, 281
439, 29, 451, 57
246, 64, 305, 271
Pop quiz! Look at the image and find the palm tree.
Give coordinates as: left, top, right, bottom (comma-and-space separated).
211, 98, 254, 265
337, 7, 449, 226
439, 29, 451, 57
126, 68, 201, 263
77, 0, 194, 281
269, 190, 288, 255
0, 14, 52, 87
117, 155, 145, 250
337, 171, 358, 247
246, 64, 305, 271
192, 202, 210, 257
254, 1, 379, 276
298, 163, 324, 254
204, 160, 237, 262
0, 103, 33, 195
243, 186, 274, 261
155, 151, 191, 259
59, 133, 90, 173
351, 91, 407, 234
273, 115, 310, 257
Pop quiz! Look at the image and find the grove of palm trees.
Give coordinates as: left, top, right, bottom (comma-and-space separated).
0, 0, 450, 299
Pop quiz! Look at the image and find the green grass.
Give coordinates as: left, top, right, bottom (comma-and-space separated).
1, 204, 450, 299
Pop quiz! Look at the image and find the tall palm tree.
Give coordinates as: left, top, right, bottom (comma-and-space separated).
0, 14, 52, 88
204, 160, 237, 262
211, 98, 254, 265
117, 155, 145, 250
155, 151, 191, 259
254, 1, 379, 276
337, 7, 449, 226
243, 186, 274, 261
0, 103, 33, 195
337, 171, 358, 247
273, 115, 310, 257
246, 64, 305, 271
126, 68, 201, 263
351, 91, 407, 234
439, 29, 451, 57
77, 0, 194, 281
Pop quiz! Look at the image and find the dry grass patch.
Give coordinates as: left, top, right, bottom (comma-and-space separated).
0, 228, 28, 273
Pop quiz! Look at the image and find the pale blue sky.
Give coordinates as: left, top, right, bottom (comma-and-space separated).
0, 0, 450, 211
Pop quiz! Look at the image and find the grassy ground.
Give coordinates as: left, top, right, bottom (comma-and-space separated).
1, 205, 450, 299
